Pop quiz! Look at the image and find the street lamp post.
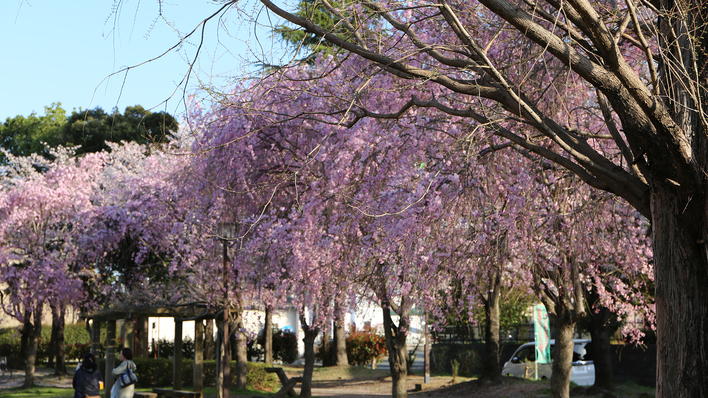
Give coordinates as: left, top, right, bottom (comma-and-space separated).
217, 223, 237, 398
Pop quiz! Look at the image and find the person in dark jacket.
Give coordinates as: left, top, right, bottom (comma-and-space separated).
73, 353, 103, 398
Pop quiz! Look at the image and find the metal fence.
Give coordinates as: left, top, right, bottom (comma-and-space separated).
432, 320, 649, 344
432, 323, 535, 344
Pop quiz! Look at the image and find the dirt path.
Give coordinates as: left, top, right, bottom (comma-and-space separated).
3, 367, 538, 397
0, 366, 74, 390
306, 374, 457, 397
2, 367, 652, 398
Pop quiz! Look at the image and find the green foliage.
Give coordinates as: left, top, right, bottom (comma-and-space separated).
0, 387, 76, 398
149, 337, 195, 359
257, 328, 299, 364
0, 323, 95, 364
0, 102, 66, 161
441, 284, 533, 343
430, 344, 483, 377
97, 358, 278, 391
345, 326, 387, 367
496, 290, 534, 339
243, 362, 280, 392
63, 323, 92, 345
0, 327, 21, 346
273, 0, 364, 61
56, 105, 179, 155
0, 104, 179, 162
451, 358, 459, 382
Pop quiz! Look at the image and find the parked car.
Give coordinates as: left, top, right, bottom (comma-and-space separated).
501, 339, 595, 386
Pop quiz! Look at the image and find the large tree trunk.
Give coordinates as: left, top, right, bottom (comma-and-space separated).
652, 189, 708, 397
234, 321, 248, 390
481, 268, 502, 382
264, 307, 273, 366
550, 320, 576, 398
299, 314, 320, 398
382, 303, 409, 398
652, 2, 708, 395
332, 306, 349, 366
54, 305, 66, 376
23, 307, 42, 388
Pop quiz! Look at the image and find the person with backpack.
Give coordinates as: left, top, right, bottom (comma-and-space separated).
73, 353, 103, 398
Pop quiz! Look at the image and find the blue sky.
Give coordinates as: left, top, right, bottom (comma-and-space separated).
0, 0, 288, 121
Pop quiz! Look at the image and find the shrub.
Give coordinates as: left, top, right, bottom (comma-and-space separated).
150, 339, 174, 359
99, 358, 278, 391
66, 343, 93, 361
64, 324, 92, 345
430, 343, 483, 376
345, 326, 387, 367
0, 323, 96, 365
257, 328, 298, 364
0, 328, 21, 346
149, 337, 195, 359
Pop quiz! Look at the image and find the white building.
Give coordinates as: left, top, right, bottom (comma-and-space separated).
144, 301, 427, 358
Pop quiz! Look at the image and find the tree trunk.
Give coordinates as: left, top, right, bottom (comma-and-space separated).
382, 303, 409, 398
54, 305, 66, 376
20, 309, 32, 366
235, 322, 248, 390
332, 306, 349, 366
481, 268, 502, 382
264, 307, 273, 366
651, 188, 708, 397
136, 316, 149, 358
23, 307, 42, 388
206, 319, 215, 360
300, 314, 320, 398
578, 287, 618, 391
215, 317, 226, 398
48, 306, 58, 368
223, 322, 231, 398
536, 256, 586, 398
588, 321, 614, 391
320, 328, 332, 366
550, 320, 576, 398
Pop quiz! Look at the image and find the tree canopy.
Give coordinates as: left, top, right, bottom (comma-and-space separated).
0, 104, 179, 161
57, 105, 179, 155
239, 0, 706, 396
0, 103, 66, 161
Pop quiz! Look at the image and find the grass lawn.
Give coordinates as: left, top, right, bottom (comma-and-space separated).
0, 387, 74, 398
284, 364, 391, 381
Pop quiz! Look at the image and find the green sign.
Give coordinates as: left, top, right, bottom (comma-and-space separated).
533, 303, 551, 364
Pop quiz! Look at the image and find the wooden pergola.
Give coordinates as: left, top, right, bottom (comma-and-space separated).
81, 304, 219, 397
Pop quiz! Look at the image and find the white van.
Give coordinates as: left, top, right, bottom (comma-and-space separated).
501, 339, 595, 386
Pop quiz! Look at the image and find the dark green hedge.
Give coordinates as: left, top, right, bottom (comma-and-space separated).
99, 358, 279, 392
0, 324, 94, 366
0, 324, 92, 347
